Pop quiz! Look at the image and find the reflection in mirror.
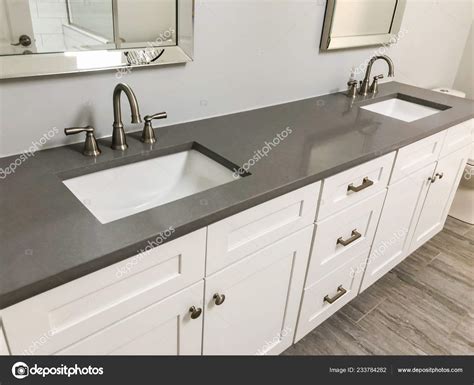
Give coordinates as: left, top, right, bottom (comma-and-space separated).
68, 0, 114, 42
0, 0, 177, 56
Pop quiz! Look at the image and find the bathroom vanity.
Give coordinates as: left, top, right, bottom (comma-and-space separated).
0, 82, 473, 355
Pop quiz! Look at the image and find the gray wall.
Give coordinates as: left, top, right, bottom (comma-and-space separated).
0, 0, 472, 157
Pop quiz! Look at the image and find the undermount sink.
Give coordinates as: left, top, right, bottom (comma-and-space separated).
361, 96, 448, 122
63, 148, 242, 224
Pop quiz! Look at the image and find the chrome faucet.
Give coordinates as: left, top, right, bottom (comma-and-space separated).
359, 55, 395, 96
111, 83, 142, 150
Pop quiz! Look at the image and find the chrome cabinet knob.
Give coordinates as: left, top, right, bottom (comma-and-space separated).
64, 126, 101, 157
213, 293, 226, 306
189, 306, 202, 319
11, 35, 32, 47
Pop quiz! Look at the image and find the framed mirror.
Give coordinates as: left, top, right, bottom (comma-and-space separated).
0, 0, 194, 79
320, 0, 406, 51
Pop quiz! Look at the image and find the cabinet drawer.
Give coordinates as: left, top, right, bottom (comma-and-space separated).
2, 229, 206, 355
0, 324, 9, 355
295, 250, 368, 342
204, 226, 313, 355
206, 182, 320, 274
440, 119, 473, 158
306, 190, 385, 287
391, 131, 446, 183
317, 153, 395, 220
57, 282, 204, 355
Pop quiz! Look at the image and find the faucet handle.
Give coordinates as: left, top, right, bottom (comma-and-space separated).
370, 74, 384, 94
347, 80, 358, 98
141, 112, 167, 144
144, 112, 168, 122
64, 126, 101, 157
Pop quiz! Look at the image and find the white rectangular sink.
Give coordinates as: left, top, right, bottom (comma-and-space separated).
63, 149, 240, 224
361, 97, 442, 122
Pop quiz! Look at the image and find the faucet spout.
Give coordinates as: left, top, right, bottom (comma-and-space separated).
112, 83, 142, 150
359, 55, 395, 96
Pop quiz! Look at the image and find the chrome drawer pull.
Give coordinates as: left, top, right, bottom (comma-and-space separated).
324, 285, 347, 304
337, 229, 361, 246
347, 177, 374, 193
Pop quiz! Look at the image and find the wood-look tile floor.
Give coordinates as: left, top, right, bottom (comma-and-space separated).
284, 217, 474, 355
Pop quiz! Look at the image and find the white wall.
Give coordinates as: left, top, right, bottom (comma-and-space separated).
0, 0, 472, 157
390, 0, 473, 89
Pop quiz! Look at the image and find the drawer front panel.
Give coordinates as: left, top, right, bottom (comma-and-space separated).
295, 250, 368, 342
440, 119, 474, 158
391, 131, 446, 183
317, 153, 395, 220
58, 282, 204, 356
306, 190, 386, 287
206, 182, 320, 275
2, 229, 206, 355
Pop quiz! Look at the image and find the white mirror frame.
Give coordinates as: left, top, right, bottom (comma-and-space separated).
0, 0, 194, 79
320, 0, 407, 51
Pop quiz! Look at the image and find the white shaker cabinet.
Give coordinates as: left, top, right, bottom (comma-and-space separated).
0, 324, 9, 355
203, 226, 314, 355
409, 145, 472, 253
58, 282, 204, 355
361, 162, 436, 292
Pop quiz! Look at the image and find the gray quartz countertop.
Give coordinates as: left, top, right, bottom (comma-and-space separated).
1, 81, 473, 309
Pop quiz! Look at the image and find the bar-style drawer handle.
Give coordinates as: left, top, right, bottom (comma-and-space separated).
347, 177, 374, 192
324, 285, 347, 304
337, 229, 361, 246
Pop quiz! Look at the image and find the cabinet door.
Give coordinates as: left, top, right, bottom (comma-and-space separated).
360, 163, 436, 292
0, 324, 9, 355
2, 229, 206, 355
203, 226, 313, 356
57, 282, 204, 355
410, 145, 471, 253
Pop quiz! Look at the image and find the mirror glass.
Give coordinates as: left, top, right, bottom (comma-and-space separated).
0, 0, 177, 56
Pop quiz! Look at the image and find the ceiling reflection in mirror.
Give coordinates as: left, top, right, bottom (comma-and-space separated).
0, 0, 177, 56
